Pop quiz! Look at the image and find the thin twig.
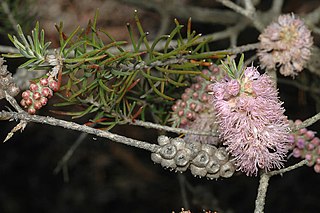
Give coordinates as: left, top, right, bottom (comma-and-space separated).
216, 0, 264, 31
292, 112, 320, 131
270, 0, 284, 15
126, 119, 219, 136
54, 132, 88, 174
0, 110, 160, 153
254, 160, 307, 213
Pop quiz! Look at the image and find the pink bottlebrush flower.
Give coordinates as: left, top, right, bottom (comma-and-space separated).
258, 13, 313, 77
210, 61, 290, 176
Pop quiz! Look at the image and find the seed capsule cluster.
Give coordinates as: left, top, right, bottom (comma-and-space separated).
151, 135, 235, 179
291, 120, 320, 173
20, 76, 59, 114
0, 58, 20, 99
170, 65, 222, 128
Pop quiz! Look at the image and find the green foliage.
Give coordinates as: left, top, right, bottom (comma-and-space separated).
4, 22, 51, 70
4, 11, 226, 127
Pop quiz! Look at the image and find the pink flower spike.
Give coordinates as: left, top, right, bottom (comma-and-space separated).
210, 63, 290, 176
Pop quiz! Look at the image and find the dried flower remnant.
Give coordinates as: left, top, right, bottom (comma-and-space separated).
290, 120, 320, 173
0, 58, 20, 100
258, 14, 313, 77
209, 56, 290, 176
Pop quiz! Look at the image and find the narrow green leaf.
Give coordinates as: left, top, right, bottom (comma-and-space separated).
18, 58, 37, 68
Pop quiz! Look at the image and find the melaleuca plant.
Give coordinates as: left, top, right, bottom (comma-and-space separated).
3, 11, 225, 128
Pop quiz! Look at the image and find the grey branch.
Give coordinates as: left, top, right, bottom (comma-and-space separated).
254, 160, 307, 213
1, 1, 19, 33
0, 110, 160, 153
120, 0, 240, 25
125, 119, 219, 136
292, 112, 320, 132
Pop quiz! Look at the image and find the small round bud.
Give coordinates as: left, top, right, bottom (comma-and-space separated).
20, 99, 27, 107
33, 101, 42, 110
22, 90, 31, 99
28, 107, 36, 114
314, 164, 320, 173
33, 92, 41, 100
25, 98, 33, 106
29, 83, 39, 92
49, 80, 59, 92
40, 78, 49, 86
41, 87, 53, 98
40, 97, 48, 106
178, 110, 184, 117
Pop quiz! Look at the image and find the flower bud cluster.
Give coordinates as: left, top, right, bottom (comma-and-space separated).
290, 120, 320, 173
20, 76, 59, 114
0, 58, 20, 99
170, 65, 222, 128
151, 135, 235, 179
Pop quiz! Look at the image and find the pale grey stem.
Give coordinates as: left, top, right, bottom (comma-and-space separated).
270, 0, 284, 15
54, 132, 88, 174
254, 160, 307, 213
292, 112, 320, 132
216, 0, 264, 31
254, 173, 270, 213
126, 119, 219, 136
0, 110, 160, 153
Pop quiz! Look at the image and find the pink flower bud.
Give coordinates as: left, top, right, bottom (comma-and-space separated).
49, 80, 59, 92
178, 110, 184, 117
314, 164, 320, 173
311, 137, 320, 146
41, 87, 53, 98
186, 111, 194, 120
33, 92, 41, 100
29, 83, 39, 92
181, 93, 189, 101
304, 130, 315, 140
193, 83, 201, 90
180, 101, 186, 108
201, 94, 208, 102
28, 107, 36, 114
20, 99, 26, 107
25, 98, 33, 106
305, 153, 312, 161
40, 78, 49, 86
33, 101, 42, 110
22, 90, 31, 99
292, 148, 301, 158
190, 102, 197, 111
192, 92, 199, 99
40, 97, 48, 106
171, 104, 178, 111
